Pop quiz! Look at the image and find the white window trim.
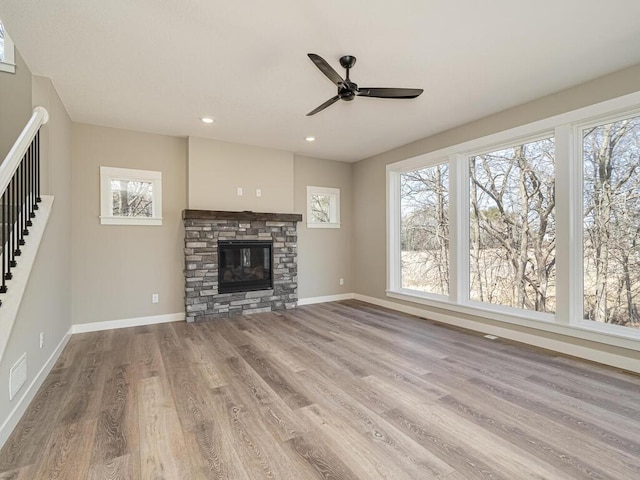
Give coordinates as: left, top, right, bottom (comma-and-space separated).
306, 186, 341, 229
387, 90, 640, 350
571, 107, 640, 334
0, 18, 16, 74
100, 166, 162, 226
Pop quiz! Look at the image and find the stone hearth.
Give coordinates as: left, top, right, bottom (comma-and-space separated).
182, 210, 302, 321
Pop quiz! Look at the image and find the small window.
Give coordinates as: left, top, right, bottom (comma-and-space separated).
100, 167, 162, 225
0, 19, 16, 74
307, 186, 340, 228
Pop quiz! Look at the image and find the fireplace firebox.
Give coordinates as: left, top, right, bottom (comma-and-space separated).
218, 240, 273, 293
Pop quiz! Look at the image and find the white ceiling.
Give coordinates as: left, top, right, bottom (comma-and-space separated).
2, 1, 640, 162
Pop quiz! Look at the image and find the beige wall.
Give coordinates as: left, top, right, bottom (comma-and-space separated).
188, 137, 354, 300
0, 76, 72, 423
0, 49, 32, 161
188, 137, 294, 213
294, 155, 352, 299
71, 124, 187, 324
353, 64, 640, 361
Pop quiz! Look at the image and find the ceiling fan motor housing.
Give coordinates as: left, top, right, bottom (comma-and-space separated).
339, 81, 358, 101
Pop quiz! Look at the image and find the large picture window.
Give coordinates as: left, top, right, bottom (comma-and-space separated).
583, 114, 640, 330
388, 93, 640, 347
469, 138, 556, 313
400, 164, 449, 296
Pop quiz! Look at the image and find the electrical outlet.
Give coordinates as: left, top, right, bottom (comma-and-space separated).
39, 332, 44, 349
237, 187, 243, 196
152, 293, 159, 304
256, 188, 262, 197
339, 278, 344, 286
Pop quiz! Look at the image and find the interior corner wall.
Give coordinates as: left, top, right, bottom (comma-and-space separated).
352, 63, 640, 362
187, 136, 294, 213
71, 124, 187, 325
0, 49, 32, 161
294, 155, 353, 299
0, 75, 72, 425
187, 137, 355, 300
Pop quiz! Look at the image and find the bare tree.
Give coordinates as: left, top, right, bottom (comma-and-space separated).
0, 22, 5, 63
309, 194, 331, 223
583, 116, 640, 328
400, 165, 449, 295
111, 180, 153, 217
469, 138, 556, 312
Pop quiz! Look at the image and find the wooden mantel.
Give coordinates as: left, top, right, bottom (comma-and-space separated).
182, 209, 303, 222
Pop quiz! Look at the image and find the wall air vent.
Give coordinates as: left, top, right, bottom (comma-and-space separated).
9, 352, 27, 400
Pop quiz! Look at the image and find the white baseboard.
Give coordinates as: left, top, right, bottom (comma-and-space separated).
298, 293, 355, 306
353, 294, 640, 374
0, 330, 71, 449
71, 312, 185, 334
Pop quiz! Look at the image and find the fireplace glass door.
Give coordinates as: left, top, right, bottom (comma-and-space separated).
218, 240, 273, 293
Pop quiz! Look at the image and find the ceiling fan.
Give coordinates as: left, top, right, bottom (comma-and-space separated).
306, 53, 424, 116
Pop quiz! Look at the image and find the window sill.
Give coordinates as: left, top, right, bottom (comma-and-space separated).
307, 222, 341, 229
0, 62, 15, 74
386, 289, 640, 351
100, 216, 162, 226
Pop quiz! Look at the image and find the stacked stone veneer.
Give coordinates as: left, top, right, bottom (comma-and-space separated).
183, 210, 302, 322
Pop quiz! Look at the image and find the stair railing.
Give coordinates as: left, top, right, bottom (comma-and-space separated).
0, 107, 49, 305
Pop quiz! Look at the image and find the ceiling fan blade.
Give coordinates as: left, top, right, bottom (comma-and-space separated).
308, 53, 344, 86
306, 95, 340, 116
357, 87, 424, 99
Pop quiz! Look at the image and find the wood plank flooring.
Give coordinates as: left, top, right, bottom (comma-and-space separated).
1, 300, 639, 479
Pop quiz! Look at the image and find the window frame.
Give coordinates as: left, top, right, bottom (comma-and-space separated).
387, 90, 640, 349
463, 133, 557, 320
391, 157, 450, 303
99, 166, 163, 226
573, 108, 640, 337
0, 18, 16, 74
398, 162, 451, 299
306, 186, 341, 229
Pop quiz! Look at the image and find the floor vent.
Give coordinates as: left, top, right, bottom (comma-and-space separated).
484, 334, 499, 340
9, 353, 27, 400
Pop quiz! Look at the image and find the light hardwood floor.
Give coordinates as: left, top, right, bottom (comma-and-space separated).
1, 300, 639, 479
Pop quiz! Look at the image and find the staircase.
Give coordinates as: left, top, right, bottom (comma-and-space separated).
0, 106, 49, 354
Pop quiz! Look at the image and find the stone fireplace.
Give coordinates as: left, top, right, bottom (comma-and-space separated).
182, 210, 302, 321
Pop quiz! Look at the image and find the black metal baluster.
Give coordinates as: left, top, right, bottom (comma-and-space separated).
27, 141, 33, 227
22, 151, 28, 237
1, 190, 6, 294
8, 177, 15, 273
35, 131, 41, 207
16, 162, 23, 253
32, 136, 37, 210
17, 160, 22, 243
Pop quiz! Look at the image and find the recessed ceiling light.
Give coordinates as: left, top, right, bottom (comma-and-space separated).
201, 116, 215, 124
305, 136, 316, 142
